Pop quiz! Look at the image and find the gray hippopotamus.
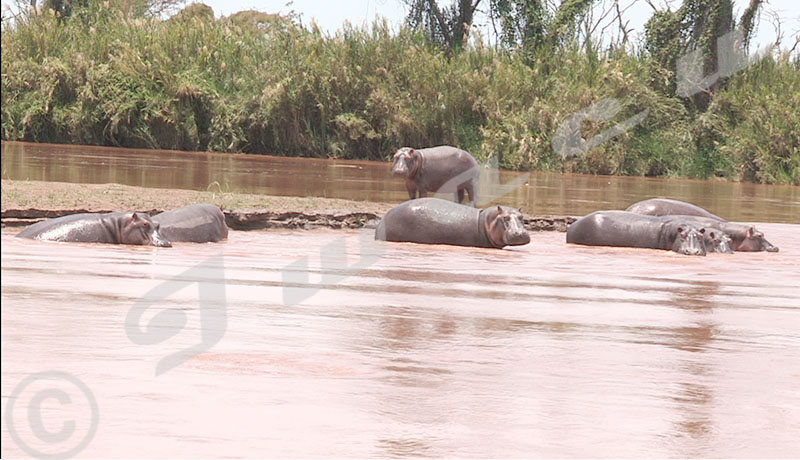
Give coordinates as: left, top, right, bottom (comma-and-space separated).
375, 197, 530, 248
659, 215, 778, 252
391, 145, 480, 207
626, 198, 723, 220
566, 211, 707, 256
627, 198, 778, 252
16, 211, 171, 247
703, 230, 734, 254
151, 203, 228, 243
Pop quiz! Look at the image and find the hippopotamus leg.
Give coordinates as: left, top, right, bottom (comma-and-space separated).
566, 211, 706, 256
375, 197, 529, 248
391, 146, 480, 207
16, 211, 171, 247
151, 203, 228, 243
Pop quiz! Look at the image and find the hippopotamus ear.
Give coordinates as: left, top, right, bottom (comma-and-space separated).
746, 226, 755, 237
699, 228, 705, 234
131, 212, 140, 222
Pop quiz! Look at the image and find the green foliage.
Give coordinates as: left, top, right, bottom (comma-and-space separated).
1, 1, 797, 184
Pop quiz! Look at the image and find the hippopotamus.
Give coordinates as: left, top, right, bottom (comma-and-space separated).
391, 145, 480, 207
566, 211, 707, 256
659, 215, 778, 252
375, 197, 530, 248
16, 211, 171, 247
703, 230, 734, 254
151, 203, 228, 243
626, 199, 778, 252
626, 198, 724, 220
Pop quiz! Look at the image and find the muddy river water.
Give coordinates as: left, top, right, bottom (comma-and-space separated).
2, 141, 800, 457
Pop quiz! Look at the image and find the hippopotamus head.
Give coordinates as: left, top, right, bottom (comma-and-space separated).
484, 206, 530, 248
703, 230, 733, 254
121, 212, 172, 247
391, 147, 420, 178
671, 226, 706, 256
732, 226, 779, 252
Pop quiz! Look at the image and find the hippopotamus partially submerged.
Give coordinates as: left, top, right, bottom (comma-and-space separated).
659, 215, 778, 252
16, 211, 171, 247
627, 198, 778, 252
626, 198, 724, 220
566, 211, 708, 256
703, 230, 734, 254
375, 198, 530, 249
151, 203, 228, 243
391, 145, 480, 207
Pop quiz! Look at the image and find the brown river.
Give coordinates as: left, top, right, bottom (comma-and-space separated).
2, 142, 800, 458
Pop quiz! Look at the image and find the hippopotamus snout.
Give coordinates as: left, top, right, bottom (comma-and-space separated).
122, 212, 172, 247
149, 223, 172, 247
504, 219, 530, 246
675, 227, 706, 256
391, 149, 411, 177
705, 230, 733, 254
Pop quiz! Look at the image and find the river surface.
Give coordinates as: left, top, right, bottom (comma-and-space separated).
3, 141, 799, 222
2, 141, 800, 457
2, 224, 799, 458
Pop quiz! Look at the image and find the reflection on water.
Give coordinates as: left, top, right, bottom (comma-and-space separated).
2, 225, 799, 458
3, 141, 799, 223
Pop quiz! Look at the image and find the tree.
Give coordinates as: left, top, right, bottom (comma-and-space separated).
643, 0, 764, 108
404, 0, 482, 51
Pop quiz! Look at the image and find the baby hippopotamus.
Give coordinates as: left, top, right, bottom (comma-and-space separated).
391, 145, 480, 207
375, 198, 530, 249
566, 211, 708, 256
16, 211, 171, 247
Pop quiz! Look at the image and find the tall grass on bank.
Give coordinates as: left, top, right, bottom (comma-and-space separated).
1, 4, 798, 184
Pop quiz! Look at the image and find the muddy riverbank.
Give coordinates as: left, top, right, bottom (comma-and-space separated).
1, 180, 575, 231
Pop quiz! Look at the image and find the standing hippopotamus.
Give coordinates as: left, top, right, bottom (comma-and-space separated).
659, 215, 778, 252
566, 211, 707, 256
627, 198, 778, 252
626, 198, 724, 220
16, 211, 171, 247
375, 198, 530, 248
391, 145, 480, 207
151, 203, 228, 243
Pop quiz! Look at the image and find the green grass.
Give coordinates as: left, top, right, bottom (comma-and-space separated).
1, 3, 798, 184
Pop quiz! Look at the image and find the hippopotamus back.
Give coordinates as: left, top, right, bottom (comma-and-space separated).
152, 204, 228, 243
626, 198, 724, 220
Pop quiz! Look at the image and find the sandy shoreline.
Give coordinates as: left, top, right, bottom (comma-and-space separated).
1, 180, 576, 231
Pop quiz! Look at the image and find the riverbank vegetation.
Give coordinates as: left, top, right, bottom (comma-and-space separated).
1, 1, 798, 184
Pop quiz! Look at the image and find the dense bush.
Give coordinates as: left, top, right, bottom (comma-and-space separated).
2, 3, 798, 183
